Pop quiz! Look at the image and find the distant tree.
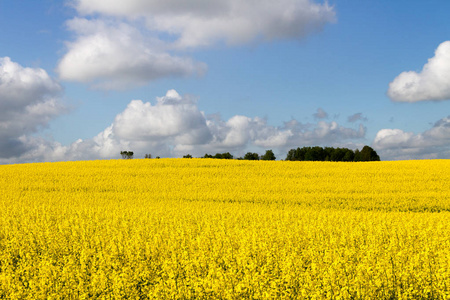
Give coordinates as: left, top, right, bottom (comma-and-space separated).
120, 151, 134, 159
343, 149, 355, 162
305, 146, 325, 161
286, 147, 307, 161
183, 154, 193, 158
285, 145, 378, 162
286, 149, 297, 161
144, 154, 152, 159
244, 152, 260, 160
329, 148, 356, 162
219, 152, 234, 159
330, 148, 345, 162
359, 145, 380, 161
353, 149, 361, 161
304, 148, 316, 161
155, 156, 160, 159
324, 147, 334, 160
261, 150, 276, 161
203, 153, 233, 159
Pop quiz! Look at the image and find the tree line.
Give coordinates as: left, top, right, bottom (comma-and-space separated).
285, 145, 380, 162
198, 150, 276, 161
121, 146, 380, 161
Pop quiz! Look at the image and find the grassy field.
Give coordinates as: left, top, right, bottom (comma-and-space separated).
1, 159, 450, 299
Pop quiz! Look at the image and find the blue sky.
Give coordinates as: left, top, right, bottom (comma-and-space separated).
1, 0, 450, 163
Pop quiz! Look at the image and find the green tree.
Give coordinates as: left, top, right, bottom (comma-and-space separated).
286, 147, 307, 161
305, 146, 325, 161
244, 152, 260, 160
343, 149, 355, 162
261, 150, 276, 160
183, 154, 193, 158
324, 147, 334, 160
353, 149, 361, 161
286, 146, 361, 162
204, 152, 234, 159
330, 148, 345, 161
285, 148, 297, 161
359, 146, 380, 161
120, 151, 134, 159
219, 152, 234, 159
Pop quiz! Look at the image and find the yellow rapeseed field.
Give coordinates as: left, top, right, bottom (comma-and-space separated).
1, 159, 450, 299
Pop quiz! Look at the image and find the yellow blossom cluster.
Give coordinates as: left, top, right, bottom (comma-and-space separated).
1, 159, 449, 299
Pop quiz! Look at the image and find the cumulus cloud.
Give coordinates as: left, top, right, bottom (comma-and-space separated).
72, 0, 336, 48
0, 57, 66, 159
388, 41, 450, 102
373, 116, 450, 160
347, 113, 368, 123
112, 89, 212, 144
1, 89, 366, 163
58, 1, 335, 89
57, 18, 206, 89
105, 91, 364, 157
174, 113, 365, 157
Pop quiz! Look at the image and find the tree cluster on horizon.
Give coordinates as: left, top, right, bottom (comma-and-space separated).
285, 145, 380, 162
200, 150, 276, 161
121, 146, 379, 161
242, 150, 276, 161
202, 152, 234, 159
120, 151, 134, 159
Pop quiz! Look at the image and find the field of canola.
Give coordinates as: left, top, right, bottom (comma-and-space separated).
1, 159, 450, 299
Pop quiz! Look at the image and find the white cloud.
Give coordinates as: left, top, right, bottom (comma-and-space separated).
0, 57, 61, 111
57, 18, 206, 89
59, 1, 335, 89
113, 89, 212, 144
388, 41, 450, 102
1, 90, 366, 162
373, 116, 450, 160
72, 0, 336, 49
110, 93, 365, 157
73, 0, 227, 17
292, 121, 365, 146
0, 57, 66, 159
